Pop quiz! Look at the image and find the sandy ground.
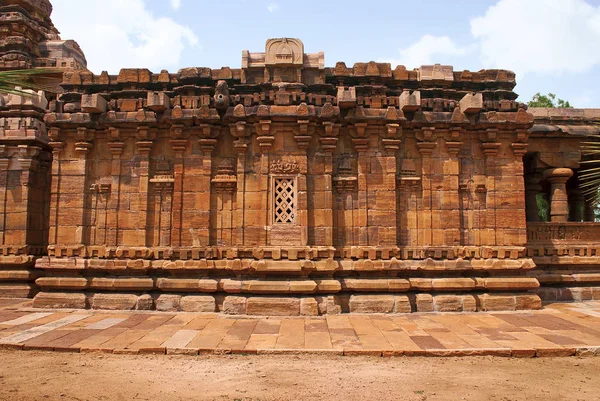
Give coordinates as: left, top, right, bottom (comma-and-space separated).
0, 351, 598, 401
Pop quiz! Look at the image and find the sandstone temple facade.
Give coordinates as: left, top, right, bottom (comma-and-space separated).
1, 0, 599, 315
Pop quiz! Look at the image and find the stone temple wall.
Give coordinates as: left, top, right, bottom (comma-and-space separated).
1, 1, 600, 315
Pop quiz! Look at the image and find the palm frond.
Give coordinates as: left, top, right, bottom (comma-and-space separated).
579, 133, 600, 204
0, 68, 62, 96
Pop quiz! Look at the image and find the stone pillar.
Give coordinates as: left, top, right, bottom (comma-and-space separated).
106, 128, 124, 247
351, 123, 369, 246
47, 128, 63, 247
379, 123, 401, 246
525, 174, 542, 222
0, 149, 8, 247
416, 128, 436, 246
294, 120, 311, 246
135, 127, 154, 247
231, 122, 249, 246
442, 127, 462, 246
319, 122, 338, 247
48, 127, 93, 246
481, 129, 501, 246
543, 168, 573, 222
194, 125, 217, 247
256, 120, 273, 246
169, 125, 188, 247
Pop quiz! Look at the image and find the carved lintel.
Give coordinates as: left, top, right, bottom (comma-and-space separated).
270, 159, 299, 174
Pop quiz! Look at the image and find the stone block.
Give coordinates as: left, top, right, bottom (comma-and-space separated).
515, 294, 542, 310
81, 94, 107, 113
222, 296, 247, 314
414, 294, 434, 312
155, 294, 181, 312
92, 293, 138, 310
459, 92, 483, 114
476, 294, 516, 311
433, 295, 463, 312
246, 297, 300, 316
0, 281, 37, 297
136, 294, 154, 310
394, 295, 412, 313
147, 91, 170, 112
33, 292, 88, 309
349, 295, 394, 313
300, 297, 319, 316
180, 295, 216, 312
399, 90, 420, 112
337, 86, 356, 108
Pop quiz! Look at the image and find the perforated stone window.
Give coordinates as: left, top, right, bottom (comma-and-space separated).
273, 178, 296, 224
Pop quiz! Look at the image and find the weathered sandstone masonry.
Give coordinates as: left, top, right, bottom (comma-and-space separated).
31, 37, 548, 315
1, 0, 599, 314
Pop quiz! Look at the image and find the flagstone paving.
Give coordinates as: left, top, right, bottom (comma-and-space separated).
1, 298, 600, 357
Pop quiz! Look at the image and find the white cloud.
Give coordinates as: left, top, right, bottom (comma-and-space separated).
267, 2, 279, 12
171, 0, 181, 10
51, 0, 198, 73
383, 35, 469, 68
471, 0, 600, 76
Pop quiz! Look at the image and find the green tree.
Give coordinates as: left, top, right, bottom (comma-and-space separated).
528, 92, 573, 108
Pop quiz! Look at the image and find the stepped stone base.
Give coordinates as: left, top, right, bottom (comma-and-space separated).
0, 255, 41, 298
32, 292, 542, 315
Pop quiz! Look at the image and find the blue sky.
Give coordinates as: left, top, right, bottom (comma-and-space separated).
51, 0, 600, 107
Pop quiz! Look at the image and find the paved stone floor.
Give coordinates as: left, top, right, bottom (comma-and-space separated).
1, 299, 600, 357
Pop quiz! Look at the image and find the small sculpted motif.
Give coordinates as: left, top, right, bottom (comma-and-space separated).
270, 159, 299, 174
214, 80, 230, 110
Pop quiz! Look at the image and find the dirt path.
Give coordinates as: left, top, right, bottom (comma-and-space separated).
0, 351, 598, 401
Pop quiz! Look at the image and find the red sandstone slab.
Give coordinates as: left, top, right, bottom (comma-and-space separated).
113, 315, 152, 329
102, 329, 152, 350
276, 319, 305, 349
22, 329, 73, 349
348, 316, 392, 350
74, 327, 127, 349
187, 319, 236, 349
46, 329, 100, 349
217, 320, 258, 350
253, 319, 282, 335
409, 335, 445, 350
245, 333, 278, 350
